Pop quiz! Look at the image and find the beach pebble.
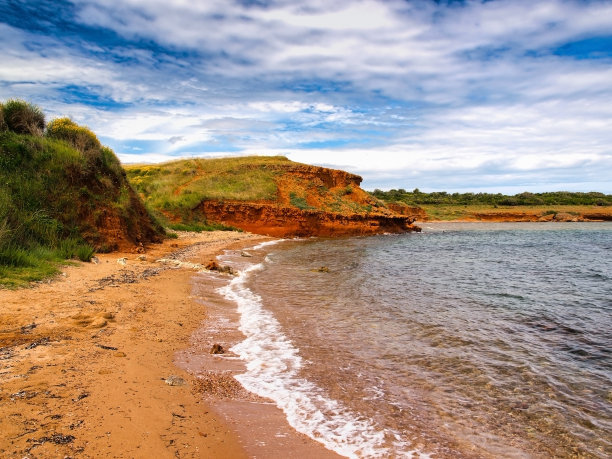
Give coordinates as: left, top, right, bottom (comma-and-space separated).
311, 266, 330, 273
210, 343, 225, 354
165, 375, 186, 386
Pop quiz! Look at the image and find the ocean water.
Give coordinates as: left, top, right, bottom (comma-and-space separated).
218, 223, 612, 458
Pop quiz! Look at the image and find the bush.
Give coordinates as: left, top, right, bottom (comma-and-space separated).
76, 244, 95, 262
2, 99, 45, 136
0, 103, 6, 132
46, 117, 101, 154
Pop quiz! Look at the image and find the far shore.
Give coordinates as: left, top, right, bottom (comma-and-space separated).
0, 230, 340, 458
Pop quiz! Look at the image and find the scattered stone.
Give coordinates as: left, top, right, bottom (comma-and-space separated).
69, 420, 84, 430
11, 390, 38, 400
31, 433, 75, 445
164, 375, 186, 386
205, 260, 219, 270
240, 251, 253, 257
72, 393, 89, 402
92, 267, 161, 291
20, 323, 37, 334
210, 344, 225, 354
311, 266, 330, 273
96, 344, 118, 351
114, 351, 126, 358
91, 256, 100, 264
156, 258, 203, 270
117, 257, 128, 266
137, 255, 147, 261
205, 260, 236, 275
101, 312, 115, 320
25, 337, 50, 349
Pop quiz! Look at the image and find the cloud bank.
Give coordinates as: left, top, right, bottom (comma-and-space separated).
1, 0, 611, 191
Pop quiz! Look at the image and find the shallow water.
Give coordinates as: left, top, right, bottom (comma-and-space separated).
219, 223, 612, 458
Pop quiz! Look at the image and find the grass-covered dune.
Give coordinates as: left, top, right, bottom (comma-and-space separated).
0, 99, 164, 288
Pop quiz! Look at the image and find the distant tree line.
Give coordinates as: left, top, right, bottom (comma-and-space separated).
370, 189, 612, 206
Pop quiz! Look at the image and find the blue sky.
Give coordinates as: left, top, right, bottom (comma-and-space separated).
1, 0, 611, 192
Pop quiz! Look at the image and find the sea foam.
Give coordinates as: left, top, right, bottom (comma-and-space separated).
218, 250, 427, 458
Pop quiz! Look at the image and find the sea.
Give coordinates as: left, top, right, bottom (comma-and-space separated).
216, 222, 612, 458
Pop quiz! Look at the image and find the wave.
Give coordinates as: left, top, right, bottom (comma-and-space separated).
217, 260, 427, 458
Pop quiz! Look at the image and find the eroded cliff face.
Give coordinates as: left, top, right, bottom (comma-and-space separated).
196, 162, 421, 237
198, 200, 419, 237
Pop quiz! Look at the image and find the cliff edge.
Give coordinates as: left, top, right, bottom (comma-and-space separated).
127, 156, 421, 237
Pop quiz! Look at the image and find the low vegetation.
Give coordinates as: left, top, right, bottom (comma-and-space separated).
0, 99, 163, 288
371, 189, 612, 207
126, 156, 287, 226
371, 189, 612, 220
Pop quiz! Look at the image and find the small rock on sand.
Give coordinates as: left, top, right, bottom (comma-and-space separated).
117, 257, 127, 266
210, 344, 225, 354
164, 375, 186, 386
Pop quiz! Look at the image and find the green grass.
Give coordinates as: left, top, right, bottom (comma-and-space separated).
289, 192, 314, 210
126, 155, 289, 226
1, 99, 164, 288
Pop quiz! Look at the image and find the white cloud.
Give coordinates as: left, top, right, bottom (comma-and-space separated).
1, 0, 611, 192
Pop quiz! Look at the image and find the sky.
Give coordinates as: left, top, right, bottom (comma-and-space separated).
1, 0, 611, 193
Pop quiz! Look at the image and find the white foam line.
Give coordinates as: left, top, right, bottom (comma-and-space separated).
218, 262, 428, 459
250, 239, 286, 250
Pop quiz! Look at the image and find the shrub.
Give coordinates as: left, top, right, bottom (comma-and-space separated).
2, 99, 45, 136
0, 103, 6, 132
46, 117, 101, 154
76, 244, 95, 262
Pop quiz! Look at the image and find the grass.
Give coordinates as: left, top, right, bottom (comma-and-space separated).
126, 155, 289, 227
289, 192, 314, 210
1, 99, 164, 288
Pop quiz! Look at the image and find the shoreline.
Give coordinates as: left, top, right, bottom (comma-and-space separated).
176, 239, 341, 458
0, 230, 335, 458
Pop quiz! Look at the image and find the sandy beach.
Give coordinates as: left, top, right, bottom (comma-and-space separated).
0, 230, 338, 458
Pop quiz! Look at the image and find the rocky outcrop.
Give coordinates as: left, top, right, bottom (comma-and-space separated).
266, 163, 362, 189
582, 212, 612, 221
467, 210, 612, 222
198, 200, 420, 237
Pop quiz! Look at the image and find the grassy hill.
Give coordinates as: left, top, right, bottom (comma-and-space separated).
125, 156, 394, 232
0, 99, 164, 288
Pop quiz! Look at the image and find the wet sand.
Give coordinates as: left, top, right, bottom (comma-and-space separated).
0, 230, 339, 458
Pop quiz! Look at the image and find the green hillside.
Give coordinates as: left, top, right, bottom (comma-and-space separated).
0, 99, 164, 288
